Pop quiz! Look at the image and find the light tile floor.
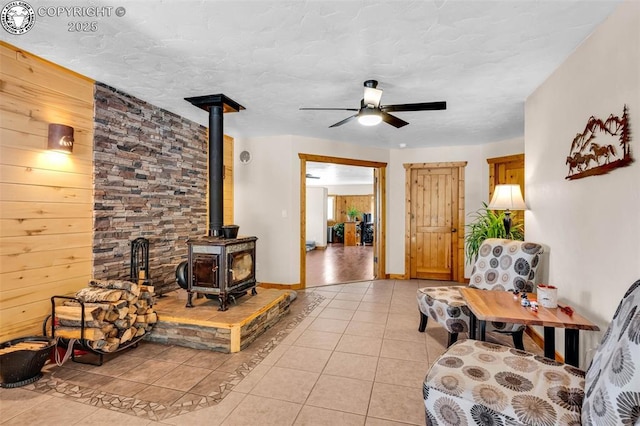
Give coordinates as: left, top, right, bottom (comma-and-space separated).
0, 280, 542, 425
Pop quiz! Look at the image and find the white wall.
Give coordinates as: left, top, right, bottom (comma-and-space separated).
387, 137, 524, 277
321, 184, 373, 195
234, 132, 523, 284
234, 134, 388, 285
525, 1, 639, 367
306, 186, 327, 246
233, 135, 297, 284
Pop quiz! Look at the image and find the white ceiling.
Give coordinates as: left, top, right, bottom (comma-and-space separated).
306, 162, 374, 186
6, 0, 620, 150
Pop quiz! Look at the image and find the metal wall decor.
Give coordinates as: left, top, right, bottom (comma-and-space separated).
565, 105, 633, 180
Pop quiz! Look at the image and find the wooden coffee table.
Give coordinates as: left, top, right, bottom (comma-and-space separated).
459, 287, 600, 368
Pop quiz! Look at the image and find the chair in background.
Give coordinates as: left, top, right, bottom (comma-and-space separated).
360, 213, 374, 245
416, 238, 544, 348
423, 279, 640, 425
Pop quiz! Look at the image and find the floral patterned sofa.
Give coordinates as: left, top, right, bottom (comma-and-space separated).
417, 238, 544, 348
423, 279, 640, 425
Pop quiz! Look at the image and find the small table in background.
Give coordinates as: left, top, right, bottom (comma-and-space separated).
459, 287, 600, 368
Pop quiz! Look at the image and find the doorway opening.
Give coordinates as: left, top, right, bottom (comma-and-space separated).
299, 154, 387, 289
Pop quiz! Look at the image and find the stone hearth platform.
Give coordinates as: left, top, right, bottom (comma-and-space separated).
147, 287, 292, 353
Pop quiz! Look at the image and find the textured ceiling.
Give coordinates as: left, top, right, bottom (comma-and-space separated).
5, 0, 620, 149
306, 162, 374, 186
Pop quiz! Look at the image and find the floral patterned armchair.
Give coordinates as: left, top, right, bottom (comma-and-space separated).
416, 238, 544, 348
422, 279, 640, 425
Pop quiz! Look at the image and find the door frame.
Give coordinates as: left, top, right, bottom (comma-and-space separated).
403, 161, 467, 282
299, 154, 387, 288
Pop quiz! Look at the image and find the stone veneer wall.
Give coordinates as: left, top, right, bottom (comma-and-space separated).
93, 82, 208, 294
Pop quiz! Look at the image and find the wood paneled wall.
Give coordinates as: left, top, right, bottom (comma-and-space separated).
334, 195, 374, 223
223, 135, 234, 225
0, 42, 95, 341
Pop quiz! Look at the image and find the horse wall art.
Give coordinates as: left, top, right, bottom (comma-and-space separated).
565, 105, 634, 180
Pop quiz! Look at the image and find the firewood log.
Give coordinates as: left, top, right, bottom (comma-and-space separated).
58, 318, 103, 328
119, 327, 134, 344
93, 337, 120, 353
114, 318, 131, 330
126, 295, 139, 304
55, 305, 105, 322
55, 325, 112, 341
88, 339, 107, 350
76, 287, 123, 302
105, 310, 119, 322
89, 279, 140, 296
117, 307, 128, 320
134, 312, 157, 324
112, 300, 128, 309
140, 285, 154, 294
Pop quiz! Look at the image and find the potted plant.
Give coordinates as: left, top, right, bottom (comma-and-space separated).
465, 202, 524, 264
332, 222, 344, 243
346, 206, 361, 222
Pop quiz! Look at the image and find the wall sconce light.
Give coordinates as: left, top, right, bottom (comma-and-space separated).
47, 124, 74, 154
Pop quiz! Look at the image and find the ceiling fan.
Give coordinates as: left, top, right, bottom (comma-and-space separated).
305, 173, 320, 179
300, 80, 446, 128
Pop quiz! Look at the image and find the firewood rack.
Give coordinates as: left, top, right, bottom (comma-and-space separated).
44, 295, 150, 366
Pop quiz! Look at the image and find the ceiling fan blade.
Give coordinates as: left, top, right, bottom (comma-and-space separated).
329, 114, 358, 128
364, 87, 383, 108
381, 112, 409, 128
381, 101, 446, 112
305, 173, 320, 179
300, 107, 359, 111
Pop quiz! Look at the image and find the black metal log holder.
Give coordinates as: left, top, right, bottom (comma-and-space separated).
47, 295, 148, 366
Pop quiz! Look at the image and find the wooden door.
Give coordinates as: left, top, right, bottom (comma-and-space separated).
487, 154, 525, 228
409, 167, 458, 280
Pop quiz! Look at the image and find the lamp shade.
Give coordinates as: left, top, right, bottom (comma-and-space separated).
488, 184, 527, 210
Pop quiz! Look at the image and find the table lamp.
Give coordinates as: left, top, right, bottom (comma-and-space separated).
488, 184, 527, 237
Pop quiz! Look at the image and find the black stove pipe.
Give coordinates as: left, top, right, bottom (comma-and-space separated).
209, 105, 223, 237
184, 94, 244, 238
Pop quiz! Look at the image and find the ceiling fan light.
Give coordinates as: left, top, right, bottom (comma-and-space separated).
358, 109, 382, 126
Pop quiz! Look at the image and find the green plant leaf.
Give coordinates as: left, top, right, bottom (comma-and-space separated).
464, 202, 524, 264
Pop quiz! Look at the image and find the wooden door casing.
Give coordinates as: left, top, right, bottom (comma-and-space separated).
405, 162, 467, 282
487, 154, 525, 230
299, 154, 387, 289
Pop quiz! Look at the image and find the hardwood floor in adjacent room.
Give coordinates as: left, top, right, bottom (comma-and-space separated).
306, 243, 374, 287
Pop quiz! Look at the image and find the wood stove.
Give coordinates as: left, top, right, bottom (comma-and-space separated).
179, 93, 258, 311
186, 235, 257, 311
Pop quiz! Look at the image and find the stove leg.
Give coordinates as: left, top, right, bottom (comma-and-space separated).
218, 294, 228, 311
186, 291, 194, 308
251, 287, 257, 295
